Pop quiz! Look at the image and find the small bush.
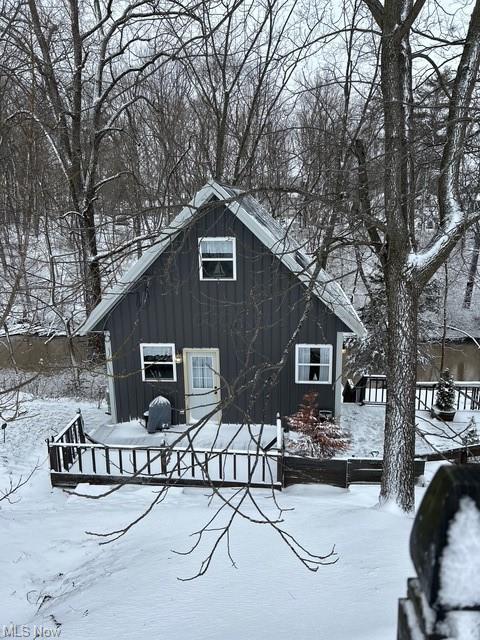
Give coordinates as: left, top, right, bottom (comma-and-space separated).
286, 392, 349, 458
435, 368, 456, 411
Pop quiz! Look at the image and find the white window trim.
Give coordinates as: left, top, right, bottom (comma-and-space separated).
140, 342, 177, 382
198, 236, 237, 281
295, 344, 333, 385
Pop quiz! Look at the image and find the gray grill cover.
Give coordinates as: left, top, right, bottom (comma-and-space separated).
147, 395, 172, 433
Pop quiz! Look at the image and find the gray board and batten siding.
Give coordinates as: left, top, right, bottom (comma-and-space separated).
90, 198, 350, 425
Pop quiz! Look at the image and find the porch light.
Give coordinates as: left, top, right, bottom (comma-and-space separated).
175, 352, 183, 364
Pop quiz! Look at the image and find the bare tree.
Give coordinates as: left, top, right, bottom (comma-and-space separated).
2, 0, 238, 313
357, 0, 480, 511
172, 0, 362, 201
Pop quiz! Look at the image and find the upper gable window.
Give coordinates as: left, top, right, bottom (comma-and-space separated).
199, 237, 236, 281
295, 344, 333, 384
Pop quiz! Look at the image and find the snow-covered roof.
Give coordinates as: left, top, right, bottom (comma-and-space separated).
78, 180, 366, 337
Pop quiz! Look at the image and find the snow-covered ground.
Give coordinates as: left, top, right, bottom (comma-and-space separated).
0, 396, 466, 640
88, 419, 277, 450
1, 472, 429, 639
0, 396, 107, 479
341, 403, 478, 458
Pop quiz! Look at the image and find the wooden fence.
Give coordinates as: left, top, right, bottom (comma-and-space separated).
283, 456, 426, 488
354, 375, 480, 411
50, 414, 453, 491
417, 442, 480, 464
47, 413, 283, 489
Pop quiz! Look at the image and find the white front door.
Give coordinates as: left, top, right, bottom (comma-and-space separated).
184, 349, 221, 424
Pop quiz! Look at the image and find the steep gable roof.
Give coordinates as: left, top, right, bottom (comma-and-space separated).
78, 180, 366, 337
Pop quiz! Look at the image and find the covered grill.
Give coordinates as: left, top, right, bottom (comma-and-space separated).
144, 395, 172, 433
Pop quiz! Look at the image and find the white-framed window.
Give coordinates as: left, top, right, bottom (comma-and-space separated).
140, 343, 177, 382
295, 344, 333, 384
199, 237, 236, 281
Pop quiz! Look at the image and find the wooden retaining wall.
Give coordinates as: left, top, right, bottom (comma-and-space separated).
283, 456, 426, 488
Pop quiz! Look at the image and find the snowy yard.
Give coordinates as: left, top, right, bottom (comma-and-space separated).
88, 419, 277, 451
2, 480, 428, 640
0, 394, 447, 639
341, 403, 478, 458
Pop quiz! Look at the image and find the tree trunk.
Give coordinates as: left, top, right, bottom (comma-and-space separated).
463, 229, 480, 309
378, 0, 417, 511
440, 263, 448, 370
82, 201, 102, 314
381, 271, 418, 511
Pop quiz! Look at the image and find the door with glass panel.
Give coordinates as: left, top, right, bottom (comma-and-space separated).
184, 349, 221, 423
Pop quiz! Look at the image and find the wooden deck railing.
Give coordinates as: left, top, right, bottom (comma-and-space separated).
353, 375, 480, 411
47, 411, 85, 473
47, 431, 283, 489
54, 412, 480, 492
417, 442, 480, 463
49, 435, 432, 490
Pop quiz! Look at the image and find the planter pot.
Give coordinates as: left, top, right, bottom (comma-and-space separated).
431, 405, 456, 422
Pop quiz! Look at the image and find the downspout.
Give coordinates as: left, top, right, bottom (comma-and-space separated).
104, 331, 118, 423
335, 332, 344, 418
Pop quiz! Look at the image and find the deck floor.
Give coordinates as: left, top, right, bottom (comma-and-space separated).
87, 420, 277, 451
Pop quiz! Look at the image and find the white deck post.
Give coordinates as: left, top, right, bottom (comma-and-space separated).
276, 412, 283, 449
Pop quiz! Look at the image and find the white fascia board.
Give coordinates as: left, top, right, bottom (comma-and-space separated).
77, 184, 216, 335
210, 182, 366, 337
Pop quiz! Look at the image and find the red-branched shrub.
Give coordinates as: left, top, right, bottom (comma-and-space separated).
286, 392, 349, 458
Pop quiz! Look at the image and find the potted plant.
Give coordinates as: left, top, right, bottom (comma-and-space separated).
432, 368, 456, 422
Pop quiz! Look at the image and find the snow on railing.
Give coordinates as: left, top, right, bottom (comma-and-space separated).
47, 419, 283, 489
47, 411, 85, 473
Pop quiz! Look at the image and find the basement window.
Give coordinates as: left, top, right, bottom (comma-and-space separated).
199, 237, 236, 280
140, 343, 177, 382
295, 344, 333, 384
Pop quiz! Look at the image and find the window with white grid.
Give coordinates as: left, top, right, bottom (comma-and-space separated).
295, 344, 333, 384
199, 237, 236, 281
140, 343, 177, 382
